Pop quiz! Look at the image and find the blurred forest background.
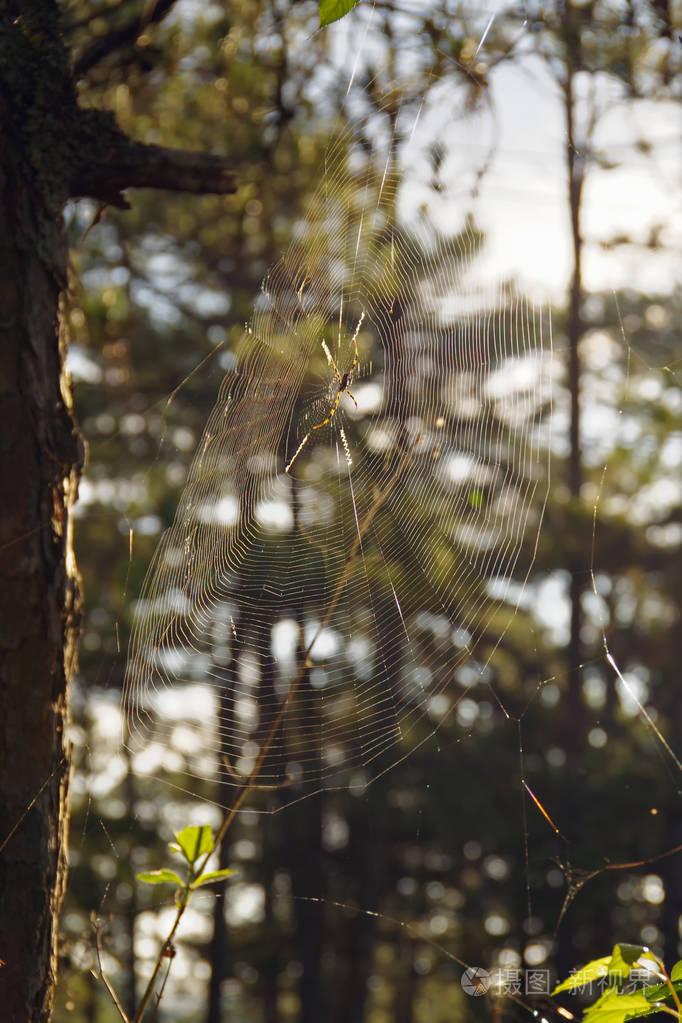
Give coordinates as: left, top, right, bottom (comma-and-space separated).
55, 0, 680, 1021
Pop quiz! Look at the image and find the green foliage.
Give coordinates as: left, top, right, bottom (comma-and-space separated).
170, 824, 215, 864
608, 945, 652, 983
137, 826, 237, 901
554, 947, 682, 1023
319, 0, 359, 27
136, 869, 184, 886
554, 957, 612, 994
191, 868, 239, 889
583, 989, 658, 1023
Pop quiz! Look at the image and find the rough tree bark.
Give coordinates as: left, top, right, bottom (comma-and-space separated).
0, 81, 81, 1023
0, 4, 234, 1019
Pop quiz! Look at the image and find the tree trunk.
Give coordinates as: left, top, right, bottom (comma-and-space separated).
0, 49, 82, 1023
0, 5, 236, 1015
565, 52, 585, 735
287, 481, 325, 1023
0, 6, 240, 1014
123, 746, 139, 1017
286, 789, 324, 1023
207, 682, 236, 1023
261, 812, 280, 1023
329, 798, 382, 1023
392, 936, 417, 1023
556, 22, 586, 979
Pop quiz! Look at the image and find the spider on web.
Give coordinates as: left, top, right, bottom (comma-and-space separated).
285, 310, 365, 473
551, 836, 682, 936
551, 857, 602, 935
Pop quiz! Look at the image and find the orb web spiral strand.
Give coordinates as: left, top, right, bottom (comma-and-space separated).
123, 73, 552, 805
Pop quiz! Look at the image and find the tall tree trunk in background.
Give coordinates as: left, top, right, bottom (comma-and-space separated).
287, 480, 325, 1023
0, 16, 82, 1023
123, 746, 139, 1016
261, 812, 280, 1023
392, 937, 417, 1023
557, 15, 586, 978
564, 46, 586, 737
287, 787, 324, 1023
329, 796, 384, 1023
207, 627, 238, 1023
257, 607, 281, 1023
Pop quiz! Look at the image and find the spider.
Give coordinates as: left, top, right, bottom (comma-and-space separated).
285, 311, 365, 473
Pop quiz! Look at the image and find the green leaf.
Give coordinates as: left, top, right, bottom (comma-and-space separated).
319, 0, 359, 28
553, 957, 611, 994
174, 825, 214, 864
136, 869, 184, 886
642, 978, 682, 1004
671, 962, 682, 983
609, 945, 648, 984
553, 947, 662, 998
468, 490, 485, 509
191, 869, 239, 889
583, 988, 654, 1023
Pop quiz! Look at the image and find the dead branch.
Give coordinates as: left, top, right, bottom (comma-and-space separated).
71, 138, 236, 208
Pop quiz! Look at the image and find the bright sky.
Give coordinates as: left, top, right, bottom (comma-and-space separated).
472, 57, 680, 300
331, 3, 681, 304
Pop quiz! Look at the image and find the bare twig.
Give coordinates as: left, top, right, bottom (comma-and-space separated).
133, 903, 187, 1023
222, 752, 295, 790
93, 916, 131, 1023
147, 950, 174, 1023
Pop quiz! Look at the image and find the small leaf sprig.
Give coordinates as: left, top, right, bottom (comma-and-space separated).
137, 824, 237, 902
94, 825, 237, 1023
553, 944, 682, 1023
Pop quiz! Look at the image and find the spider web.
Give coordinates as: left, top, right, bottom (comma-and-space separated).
123, 72, 552, 806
